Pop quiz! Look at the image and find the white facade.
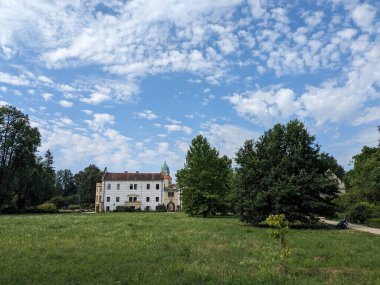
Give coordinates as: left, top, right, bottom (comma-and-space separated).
102, 179, 164, 212
95, 162, 181, 212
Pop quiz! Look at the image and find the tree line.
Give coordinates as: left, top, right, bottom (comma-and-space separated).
0, 105, 102, 213
177, 120, 379, 225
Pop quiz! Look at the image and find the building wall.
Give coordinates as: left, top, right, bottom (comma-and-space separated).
102, 180, 164, 211
163, 190, 181, 211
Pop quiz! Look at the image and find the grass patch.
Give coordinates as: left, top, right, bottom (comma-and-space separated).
0, 213, 379, 284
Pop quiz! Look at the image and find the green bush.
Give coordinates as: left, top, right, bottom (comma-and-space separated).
0, 207, 20, 214
37, 203, 57, 210
349, 202, 375, 223
29, 203, 59, 213
67, 204, 81, 210
114, 206, 138, 212
49, 196, 68, 209
366, 218, 380, 228
155, 204, 167, 212
266, 214, 290, 259
64, 194, 80, 205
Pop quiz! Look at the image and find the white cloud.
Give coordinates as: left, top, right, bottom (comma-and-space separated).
0, 71, 30, 86
41, 92, 53, 101
303, 11, 324, 27
164, 124, 193, 135
59, 100, 73, 107
135, 110, 158, 120
351, 3, 376, 33
226, 88, 299, 126
81, 92, 111, 105
247, 0, 266, 19
0, 100, 8, 106
84, 113, 115, 131
0, 86, 7, 92
353, 106, 380, 126
37, 75, 53, 85
200, 123, 258, 158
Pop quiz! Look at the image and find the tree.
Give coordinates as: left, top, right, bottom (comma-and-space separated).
343, 145, 380, 204
235, 120, 341, 225
55, 169, 77, 196
176, 135, 233, 217
75, 165, 102, 206
0, 105, 41, 209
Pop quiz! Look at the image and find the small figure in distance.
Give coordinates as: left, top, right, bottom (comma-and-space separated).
337, 216, 349, 229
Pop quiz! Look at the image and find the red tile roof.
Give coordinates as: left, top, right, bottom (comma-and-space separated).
104, 172, 164, 181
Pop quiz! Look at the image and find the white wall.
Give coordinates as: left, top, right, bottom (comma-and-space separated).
103, 180, 164, 211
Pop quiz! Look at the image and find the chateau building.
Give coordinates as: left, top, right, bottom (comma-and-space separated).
95, 162, 181, 212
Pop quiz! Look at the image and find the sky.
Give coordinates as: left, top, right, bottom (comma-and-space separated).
0, 0, 379, 176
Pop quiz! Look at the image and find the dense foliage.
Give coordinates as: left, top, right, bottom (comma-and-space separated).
0, 105, 102, 212
235, 120, 341, 225
177, 135, 233, 217
0, 105, 41, 209
335, 128, 380, 221
74, 164, 102, 206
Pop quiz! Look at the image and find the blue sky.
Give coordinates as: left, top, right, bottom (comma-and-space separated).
0, 0, 379, 175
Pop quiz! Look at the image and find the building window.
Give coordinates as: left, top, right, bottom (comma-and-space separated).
147, 184, 150, 190
106, 197, 110, 202
168, 192, 174, 198
129, 184, 133, 190
145, 206, 150, 211
117, 184, 120, 190
156, 184, 159, 190
156, 197, 159, 202
133, 197, 137, 202
146, 197, 150, 202
129, 197, 132, 202
99, 195, 102, 202
134, 184, 137, 190
106, 206, 110, 212
116, 197, 120, 202
107, 184, 111, 190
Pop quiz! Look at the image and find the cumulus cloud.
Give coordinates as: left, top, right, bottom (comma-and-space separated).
164, 124, 193, 135
0, 71, 30, 86
135, 110, 158, 120
200, 123, 258, 158
41, 92, 53, 101
351, 3, 377, 33
225, 88, 300, 126
84, 113, 115, 131
59, 100, 73, 107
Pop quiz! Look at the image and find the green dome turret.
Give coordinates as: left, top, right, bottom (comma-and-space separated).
161, 161, 170, 174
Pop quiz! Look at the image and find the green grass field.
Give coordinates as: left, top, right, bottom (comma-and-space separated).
0, 213, 379, 285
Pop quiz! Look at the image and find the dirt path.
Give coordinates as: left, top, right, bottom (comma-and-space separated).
321, 218, 380, 235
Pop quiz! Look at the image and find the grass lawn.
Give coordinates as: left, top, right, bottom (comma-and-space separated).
0, 213, 379, 285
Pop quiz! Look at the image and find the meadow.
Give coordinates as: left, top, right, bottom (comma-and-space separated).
0, 212, 379, 285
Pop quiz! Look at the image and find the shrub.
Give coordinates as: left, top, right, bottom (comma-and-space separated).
114, 206, 139, 212
49, 196, 68, 209
32, 203, 59, 213
155, 204, 167, 212
348, 202, 375, 223
37, 203, 57, 210
367, 218, 380, 229
0, 207, 19, 214
266, 214, 290, 259
64, 194, 80, 205
67, 204, 81, 210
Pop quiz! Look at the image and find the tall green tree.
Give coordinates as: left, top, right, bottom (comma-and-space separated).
0, 105, 41, 209
176, 135, 233, 217
56, 169, 77, 197
235, 120, 341, 225
75, 165, 102, 206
